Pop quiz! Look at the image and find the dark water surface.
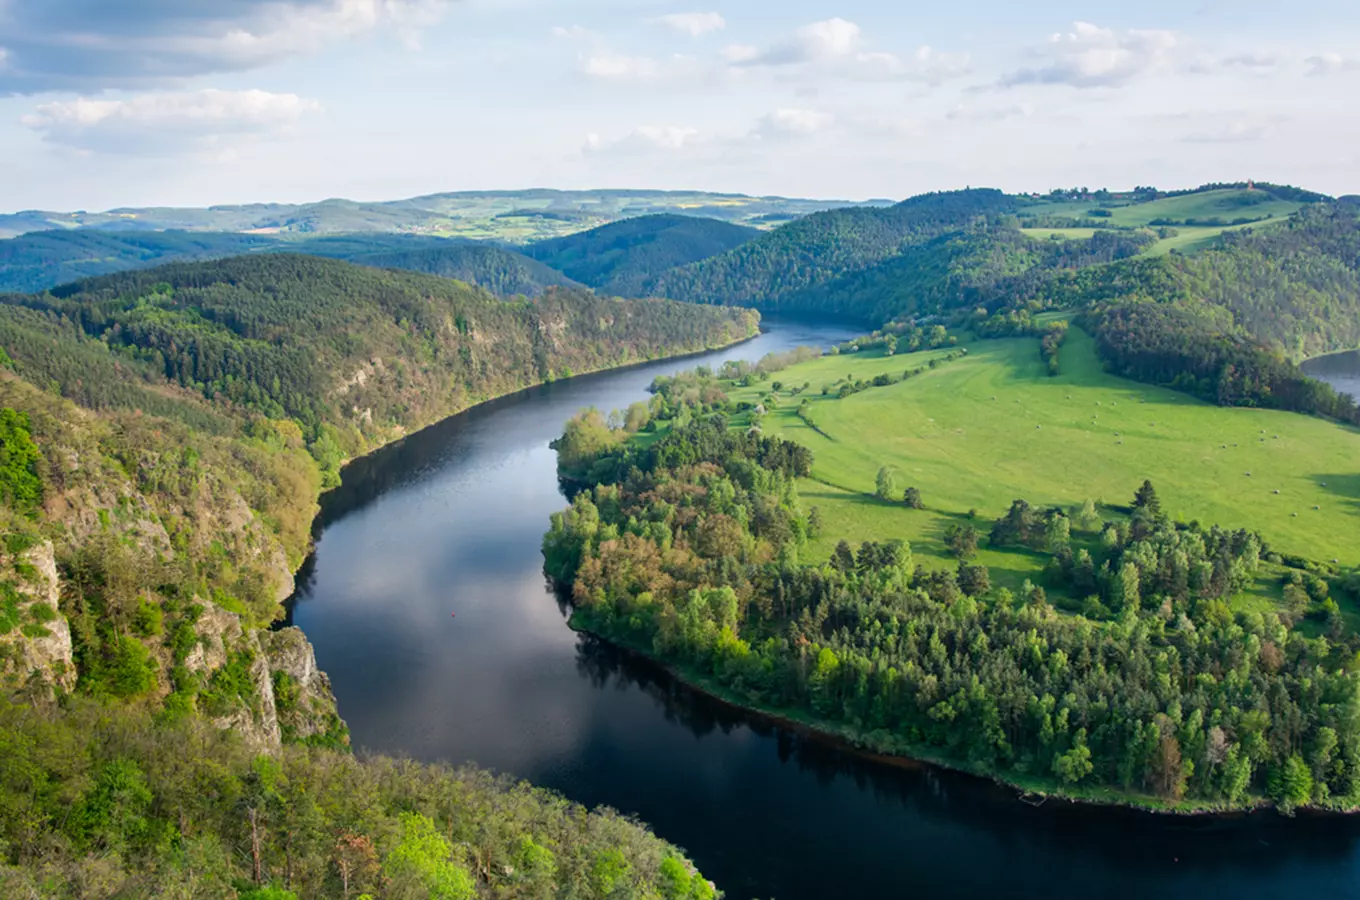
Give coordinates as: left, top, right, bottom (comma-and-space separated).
292, 319, 1360, 900
1304, 351, 1360, 402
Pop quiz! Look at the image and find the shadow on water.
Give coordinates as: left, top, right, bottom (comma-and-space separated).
574, 633, 1360, 898
288, 318, 1360, 900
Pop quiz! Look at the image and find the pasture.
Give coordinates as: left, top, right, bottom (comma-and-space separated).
730, 329, 1360, 571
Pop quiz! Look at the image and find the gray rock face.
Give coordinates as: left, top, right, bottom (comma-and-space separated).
263, 627, 345, 745
0, 541, 76, 697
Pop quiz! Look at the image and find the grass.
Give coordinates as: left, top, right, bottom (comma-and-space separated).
1020, 228, 1099, 241
730, 329, 1360, 574
1143, 217, 1293, 256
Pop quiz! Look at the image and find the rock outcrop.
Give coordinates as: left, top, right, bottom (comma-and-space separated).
0, 541, 75, 697
263, 627, 347, 747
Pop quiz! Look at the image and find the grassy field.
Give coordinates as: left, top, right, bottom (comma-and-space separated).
1017, 188, 1305, 256
727, 330, 1360, 590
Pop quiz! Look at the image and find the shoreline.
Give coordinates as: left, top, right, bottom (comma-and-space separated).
566, 615, 1359, 821
327, 326, 763, 490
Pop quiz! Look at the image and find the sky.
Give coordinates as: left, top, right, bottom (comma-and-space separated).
0, 0, 1357, 211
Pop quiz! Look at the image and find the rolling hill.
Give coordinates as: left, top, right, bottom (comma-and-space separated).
0, 230, 581, 296
0, 189, 886, 241
644, 189, 1020, 315
526, 214, 760, 295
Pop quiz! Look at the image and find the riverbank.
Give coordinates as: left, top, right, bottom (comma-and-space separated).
565, 610, 1360, 820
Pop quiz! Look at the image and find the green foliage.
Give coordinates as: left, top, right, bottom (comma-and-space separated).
238, 888, 299, 900
0, 582, 19, 635
0, 408, 42, 514
69, 758, 156, 854
0, 697, 712, 898
384, 813, 476, 900
874, 467, 897, 502
83, 635, 159, 700
1270, 754, 1315, 813
1, 254, 758, 444
198, 647, 259, 718
528, 214, 760, 295
550, 373, 1360, 812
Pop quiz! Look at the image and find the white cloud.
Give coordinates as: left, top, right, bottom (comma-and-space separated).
947, 102, 1035, 122
1002, 21, 1184, 88
755, 108, 833, 138
583, 54, 663, 79
655, 13, 726, 38
552, 25, 598, 42
0, 0, 450, 94
584, 125, 700, 155
736, 18, 862, 66
1306, 53, 1360, 77
22, 89, 320, 154
726, 18, 969, 83
581, 52, 710, 82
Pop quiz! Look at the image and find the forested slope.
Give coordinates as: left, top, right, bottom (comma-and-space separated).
644, 189, 1018, 314
0, 230, 275, 293
2, 254, 758, 483
0, 255, 749, 897
527, 214, 759, 296
344, 242, 583, 296
0, 230, 583, 298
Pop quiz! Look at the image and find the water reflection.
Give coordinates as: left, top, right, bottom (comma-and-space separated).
292, 318, 1360, 900
1304, 350, 1360, 402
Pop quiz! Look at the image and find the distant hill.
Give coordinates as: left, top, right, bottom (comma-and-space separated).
0, 189, 888, 242
0, 230, 580, 297
644, 189, 1020, 315
0, 230, 275, 293
526, 214, 760, 295
345, 243, 583, 296
1, 254, 759, 450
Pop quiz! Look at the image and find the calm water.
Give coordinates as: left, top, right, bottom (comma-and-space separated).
1304, 351, 1360, 402
292, 319, 1360, 900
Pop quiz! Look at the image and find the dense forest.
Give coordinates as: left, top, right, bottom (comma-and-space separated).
338, 244, 582, 297
1, 254, 758, 484
0, 698, 714, 899
0, 256, 750, 897
0, 231, 584, 298
644, 189, 1019, 314
0, 230, 276, 294
525, 215, 759, 297
545, 394, 1360, 813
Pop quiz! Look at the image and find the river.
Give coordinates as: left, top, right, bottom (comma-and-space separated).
291, 318, 1360, 900
1304, 351, 1360, 402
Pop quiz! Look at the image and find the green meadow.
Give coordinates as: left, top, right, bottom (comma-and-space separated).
726, 329, 1360, 594
1018, 188, 1306, 256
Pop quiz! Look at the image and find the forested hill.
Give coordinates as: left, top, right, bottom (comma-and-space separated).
643, 189, 1018, 313
525, 214, 760, 296
997, 206, 1360, 360
1, 254, 758, 482
0, 253, 748, 895
0, 229, 275, 293
326, 242, 583, 297
0, 229, 582, 297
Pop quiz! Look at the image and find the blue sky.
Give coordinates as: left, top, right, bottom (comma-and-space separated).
0, 0, 1356, 210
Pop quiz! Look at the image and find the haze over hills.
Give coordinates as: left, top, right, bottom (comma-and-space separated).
0, 188, 890, 241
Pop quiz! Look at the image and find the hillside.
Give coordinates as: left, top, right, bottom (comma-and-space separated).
546, 329, 1360, 815
0, 188, 885, 242
645, 189, 1019, 314
324, 241, 582, 297
2, 255, 758, 483
0, 229, 275, 293
526, 214, 759, 296
0, 230, 582, 296
0, 254, 752, 895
